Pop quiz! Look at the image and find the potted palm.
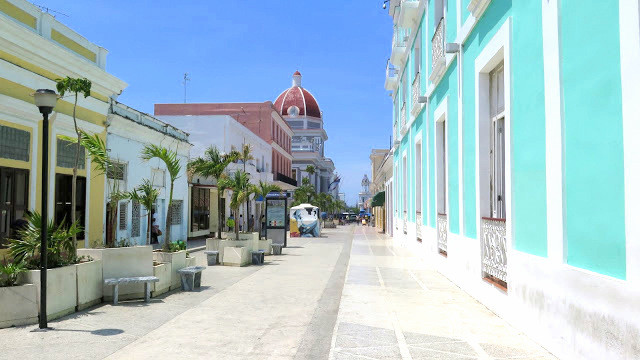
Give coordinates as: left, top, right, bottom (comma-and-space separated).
218, 171, 253, 266
0, 259, 37, 328
10, 212, 83, 321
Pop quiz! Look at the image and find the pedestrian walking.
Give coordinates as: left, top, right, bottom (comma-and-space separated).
249, 215, 255, 232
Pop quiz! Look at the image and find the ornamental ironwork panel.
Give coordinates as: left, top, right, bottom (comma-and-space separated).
169, 200, 183, 225
437, 214, 447, 253
131, 200, 141, 237
403, 212, 407, 234
119, 201, 128, 230
416, 212, 422, 239
481, 218, 507, 283
401, 102, 407, 127
0, 125, 30, 162
412, 73, 421, 111
431, 18, 444, 70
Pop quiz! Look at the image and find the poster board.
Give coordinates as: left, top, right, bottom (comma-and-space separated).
265, 193, 287, 246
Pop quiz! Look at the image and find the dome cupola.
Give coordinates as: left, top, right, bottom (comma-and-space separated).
274, 71, 322, 118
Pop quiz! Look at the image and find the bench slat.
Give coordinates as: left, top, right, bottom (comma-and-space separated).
178, 266, 205, 274
104, 276, 159, 285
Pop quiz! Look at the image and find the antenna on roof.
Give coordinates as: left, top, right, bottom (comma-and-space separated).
183, 73, 190, 103
34, 4, 68, 18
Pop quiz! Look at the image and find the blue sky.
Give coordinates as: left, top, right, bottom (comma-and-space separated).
42, 0, 393, 205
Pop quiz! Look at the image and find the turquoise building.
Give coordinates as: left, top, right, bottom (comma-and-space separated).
385, 1, 640, 359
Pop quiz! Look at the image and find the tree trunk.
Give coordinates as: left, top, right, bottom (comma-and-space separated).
147, 209, 152, 245
164, 182, 175, 250
234, 208, 239, 240
71, 94, 79, 255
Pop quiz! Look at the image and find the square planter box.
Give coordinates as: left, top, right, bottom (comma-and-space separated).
76, 260, 103, 311
185, 256, 197, 268
78, 246, 153, 301
237, 232, 259, 241
0, 284, 38, 328
152, 262, 171, 297
206, 238, 222, 252
218, 239, 253, 261
253, 239, 273, 255
20, 265, 77, 321
153, 250, 187, 290
222, 246, 250, 267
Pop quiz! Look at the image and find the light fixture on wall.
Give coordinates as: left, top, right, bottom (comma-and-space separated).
382, 0, 390, 9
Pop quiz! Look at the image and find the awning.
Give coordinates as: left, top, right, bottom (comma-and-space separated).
371, 191, 385, 207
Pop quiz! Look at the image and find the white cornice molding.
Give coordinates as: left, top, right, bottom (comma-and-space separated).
467, 0, 492, 20
0, 17, 127, 95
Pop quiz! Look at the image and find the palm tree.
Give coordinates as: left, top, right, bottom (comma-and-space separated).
239, 144, 254, 229
293, 177, 315, 206
141, 144, 182, 250
253, 181, 282, 239
55, 77, 91, 254
128, 180, 159, 245
188, 146, 239, 239
218, 171, 252, 240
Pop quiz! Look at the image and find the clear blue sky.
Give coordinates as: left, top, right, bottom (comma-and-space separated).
42, 0, 393, 205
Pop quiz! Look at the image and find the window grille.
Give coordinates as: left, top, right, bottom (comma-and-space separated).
151, 168, 165, 187
56, 138, 85, 169
0, 125, 30, 162
169, 200, 183, 225
107, 162, 127, 181
131, 200, 140, 237
119, 201, 128, 230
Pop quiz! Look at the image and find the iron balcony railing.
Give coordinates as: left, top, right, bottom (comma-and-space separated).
437, 213, 447, 254
416, 212, 422, 239
401, 102, 407, 127
481, 218, 507, 284
386, 59, 398, 79
431, 17, 445, 70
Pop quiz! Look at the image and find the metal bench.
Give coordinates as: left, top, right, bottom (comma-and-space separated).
104, 276, 159, 305
178, 266, 206, 291
271, 244, 283, 255
251, 250, 265, 265
204, 250, 219, 266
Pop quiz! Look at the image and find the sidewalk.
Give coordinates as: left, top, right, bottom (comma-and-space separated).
329, 226, 556, 360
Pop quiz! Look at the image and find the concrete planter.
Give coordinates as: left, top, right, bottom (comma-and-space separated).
152, 262, 171, 297
218, 239, 253, 261
153, 250, 187, 290
20, 265, 77, 321
76, 260, 103, 311
0, 284, 38, 328
185, 256, 197, 268
253, 239, 273, 255
78, 246, 153, 301
206, 238, 222, 252
237, 232, 259, 241
222, 246, 250, 267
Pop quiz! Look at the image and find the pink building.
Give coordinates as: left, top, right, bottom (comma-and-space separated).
154, 102, 294, 181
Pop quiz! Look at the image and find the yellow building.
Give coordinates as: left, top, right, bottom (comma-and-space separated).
369, 149, 392, 233
0, 0, 127, 255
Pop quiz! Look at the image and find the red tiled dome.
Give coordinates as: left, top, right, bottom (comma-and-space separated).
274, 71, 322, 118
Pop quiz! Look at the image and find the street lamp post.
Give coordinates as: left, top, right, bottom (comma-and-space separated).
33, 89, 58, 329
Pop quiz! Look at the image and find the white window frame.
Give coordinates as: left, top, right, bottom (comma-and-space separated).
489, 63, 506, 219
151, 168, 166, 188
402, 153, 408, 216
414, 136, 423, 215
434, 97, 448, 216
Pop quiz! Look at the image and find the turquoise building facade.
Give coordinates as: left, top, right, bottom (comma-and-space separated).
384, 1, 640, 359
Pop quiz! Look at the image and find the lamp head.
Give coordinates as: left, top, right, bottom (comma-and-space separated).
33, 89, 58, 115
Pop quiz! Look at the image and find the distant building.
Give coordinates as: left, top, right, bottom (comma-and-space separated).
274, 71, 339, 198
357, 175, 371, 212
369, 149, 392, 234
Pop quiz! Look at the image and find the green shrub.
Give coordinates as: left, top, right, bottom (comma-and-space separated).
0, 260, 27, 287
167, 240, 186, 253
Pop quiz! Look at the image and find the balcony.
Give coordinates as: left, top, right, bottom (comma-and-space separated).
416, 212, 422, 239
481, 218, 507, 286
437, 213, 447, 255
385, 60, 398, 91
398, 0, 420, 29
429, 17, 447, 84
390, 26, 408, 66
403, 212, 407, 234
411, 72, 423, 116
468, 0, 492, 19
400, 102, 408, 137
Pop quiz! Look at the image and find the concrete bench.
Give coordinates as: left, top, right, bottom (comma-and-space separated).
204, 250, 219, 266
104, 276, 159, 305
251, 250, 265, 265
271, 244, 283, 255
178, 266, 206, 291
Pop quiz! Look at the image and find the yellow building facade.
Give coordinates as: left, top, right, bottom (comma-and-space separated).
0, 0, 126, 255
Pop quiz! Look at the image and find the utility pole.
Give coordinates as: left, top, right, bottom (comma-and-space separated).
183, 73, 190, 103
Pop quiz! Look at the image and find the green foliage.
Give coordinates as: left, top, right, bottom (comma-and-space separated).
55, 77, 91, 98
218, 171, 252, 240
293, 177, 315, 206
0, 260, 27, 287
116, 238, 133, 248
167, 240, 187, 253
8, 212, 82, 269
305, 165, 316, 175
188, 146, 238, 181
129, 179, 160, 245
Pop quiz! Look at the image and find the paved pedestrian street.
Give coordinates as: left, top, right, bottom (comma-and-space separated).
0, 226, 554, 360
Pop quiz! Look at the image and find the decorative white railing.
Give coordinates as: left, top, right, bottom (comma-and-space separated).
412, 72, 421, 112
403, 212, 408, 234
437, 214, 447, 254
401, 102, 406, 127
431, 18, 445, 71
392, 26, 407, 50
416, 212, 422, 239
481, 218, 507, 283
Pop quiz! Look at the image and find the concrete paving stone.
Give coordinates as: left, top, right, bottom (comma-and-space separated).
403, 331, 461, 345
337, 322, 395, 336
369, 246, 396, 256
407, 345, 479, 360
335, 333, 398, 349
479, 342, 547, 358
411, 341, 478, 356
340, 344, 403, 359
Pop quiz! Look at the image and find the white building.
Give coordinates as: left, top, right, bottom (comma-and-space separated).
107, 102, 191, 245
155, 113, 273, 235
